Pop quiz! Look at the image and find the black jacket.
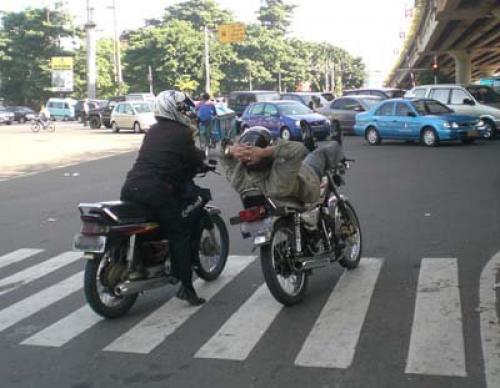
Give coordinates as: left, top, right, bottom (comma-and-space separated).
123, 118, 204, 193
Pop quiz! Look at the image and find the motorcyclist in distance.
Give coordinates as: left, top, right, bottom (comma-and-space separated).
120, 90, 206, 306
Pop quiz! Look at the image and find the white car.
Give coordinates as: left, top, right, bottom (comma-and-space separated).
405, 84, 500, 139
110, 101, 156, 133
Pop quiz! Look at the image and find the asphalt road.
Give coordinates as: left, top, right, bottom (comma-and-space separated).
0, 136, 499, 388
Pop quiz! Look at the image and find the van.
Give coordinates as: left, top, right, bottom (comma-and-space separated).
405, 84, 500, 139
46, 98, 77, 120
228, 91, 280, 117
126, 93, 156, 105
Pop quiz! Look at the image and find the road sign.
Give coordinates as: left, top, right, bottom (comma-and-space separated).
218, 23, 246, 44
51, 57, 73, 71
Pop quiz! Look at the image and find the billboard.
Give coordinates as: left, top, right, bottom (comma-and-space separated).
218, 23, 246, 44
51, 57, 74, 92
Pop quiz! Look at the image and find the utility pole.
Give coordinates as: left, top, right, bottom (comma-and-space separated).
85, 0, 96, 99
324, 56, 329, 92
204, 25, 210, 94
148, 65, 153, 94
110, 0, 123, 94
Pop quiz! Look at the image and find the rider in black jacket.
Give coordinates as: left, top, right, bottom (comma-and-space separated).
121, 90, 206, 306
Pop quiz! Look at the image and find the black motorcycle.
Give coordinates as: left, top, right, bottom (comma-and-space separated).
73, 162, 229, 318
231, 158, 361, 306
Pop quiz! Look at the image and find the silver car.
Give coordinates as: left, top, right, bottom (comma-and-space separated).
110, 101, 156, 133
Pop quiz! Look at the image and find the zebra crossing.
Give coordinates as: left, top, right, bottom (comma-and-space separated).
0, 247, 493, 381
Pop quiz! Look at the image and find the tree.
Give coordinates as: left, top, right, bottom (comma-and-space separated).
164, 0, 234, 30
0, 7, 76, 107
257, 0, 296, 34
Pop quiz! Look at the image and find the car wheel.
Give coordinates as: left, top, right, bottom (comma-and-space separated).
19, 117, 25, 124
365, 127, 381, 145
133, 122, 142, 133
89, 116, 101, 129
112, 122, 120, 133
481, 120, 496, 140
280, 127, 292, 141
421, 127, 439, 147
63, 115, 69, 121
6, 121, 12, 125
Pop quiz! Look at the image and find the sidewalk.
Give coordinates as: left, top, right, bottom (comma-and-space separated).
0, 123, 142, 181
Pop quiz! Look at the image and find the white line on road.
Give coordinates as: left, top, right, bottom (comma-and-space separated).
0, 251, 82, 296
195, 283, 282, 360
479, 251, 500, 388
104, 255, 255, 354
21, 304, 101, 347
0, 272, 82, 333
294, 258, 383, 368
0, 248, 44, 270
405, 258, 466, 377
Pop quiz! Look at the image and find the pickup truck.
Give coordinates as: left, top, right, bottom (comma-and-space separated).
87, 96, 125, 129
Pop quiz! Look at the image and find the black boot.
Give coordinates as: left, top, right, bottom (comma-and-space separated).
176, 285, 206, 306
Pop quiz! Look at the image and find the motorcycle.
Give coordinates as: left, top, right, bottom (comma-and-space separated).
73, 161, 229, 318
230, 158, 362, 306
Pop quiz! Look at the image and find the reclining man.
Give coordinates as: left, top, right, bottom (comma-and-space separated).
221, 126, 344, 204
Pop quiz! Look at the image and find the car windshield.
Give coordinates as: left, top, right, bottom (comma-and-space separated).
386, 90, 405, 98
466, 86, 500, 104
256, 93, 279, 102
278, 103, 313, 115
411, 100, 453, 115
361, 98, 382, 109
132, 103, 153, 113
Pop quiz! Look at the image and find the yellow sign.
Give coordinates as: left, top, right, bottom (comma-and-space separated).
51, 57, 73, 71
218, 23, 246, 44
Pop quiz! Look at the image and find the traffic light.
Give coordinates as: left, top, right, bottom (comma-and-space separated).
432, 58, 439, 84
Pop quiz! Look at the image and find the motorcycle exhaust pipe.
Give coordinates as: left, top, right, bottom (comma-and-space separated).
294, 252, 333, 271
114, 277, 171, 296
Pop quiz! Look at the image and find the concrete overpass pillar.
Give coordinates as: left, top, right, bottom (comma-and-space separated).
449, 50, 472, 84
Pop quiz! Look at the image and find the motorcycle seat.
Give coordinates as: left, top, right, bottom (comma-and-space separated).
272, 197, 306, 211
87, 201, 156, 224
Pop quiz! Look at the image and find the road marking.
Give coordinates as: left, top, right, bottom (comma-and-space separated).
195, 283, 282, 360
0, 251, 81, 296
21, 305, 101, 347
0, 248, 44, 270
294, 258, 383, 368
479, 251, 500, 388
104, 255, 255, 354
0, 272, 82, 333
405, 258, 466, 377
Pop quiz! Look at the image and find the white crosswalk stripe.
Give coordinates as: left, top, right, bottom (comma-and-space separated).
195, 283, 283, 360
0, 251, 81, 296
295, 258, 383, 368
0, 272, 82, 333
103, 255, 255, 354
0, 248, 44, 270
21, 305, 101, 347
405, 258, 466, 377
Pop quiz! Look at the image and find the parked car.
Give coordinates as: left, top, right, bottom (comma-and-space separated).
87, 96, 126, 129
74, 99, 107, 122
240, 100, 331, 141
110, 101, 156, 133
344, 88, 406, 99
46, 98, 77, 121
405, 84, 500, 139
280, 92, 329, 111
319, 95, 382, 135
126, 92, 156, 104
0, 106, 15, 125
8, 106, 36, 123
228, 91, 280, 117
354, 98, 486, 147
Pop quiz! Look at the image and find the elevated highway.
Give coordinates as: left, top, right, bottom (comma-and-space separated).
388, 0, 500, 87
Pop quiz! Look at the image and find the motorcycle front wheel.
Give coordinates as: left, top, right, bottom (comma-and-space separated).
260, 219, 308, 306
195, 213, 229, 281
84, 242, 138, 319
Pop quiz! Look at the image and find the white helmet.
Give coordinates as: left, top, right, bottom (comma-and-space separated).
155, 90, 195, 126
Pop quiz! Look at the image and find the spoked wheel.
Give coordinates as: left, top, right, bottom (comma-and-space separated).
421, 127, 439, 147
31, 122, 40, 133
336, 201, 362, 269
47, 122, 55, 132
84, 243, 138, 318
195, 214, 229, 281
481, 120, 496, 140
260, 219, 308, 306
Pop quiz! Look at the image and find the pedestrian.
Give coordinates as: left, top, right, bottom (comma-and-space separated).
196, 93, 217, 147
82, 99, 90, 127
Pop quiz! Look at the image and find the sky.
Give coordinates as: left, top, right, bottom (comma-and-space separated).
1, 0, 414, 87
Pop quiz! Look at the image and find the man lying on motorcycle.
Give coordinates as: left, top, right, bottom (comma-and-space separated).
221, 126, 345, 204
120, 90, 207, 306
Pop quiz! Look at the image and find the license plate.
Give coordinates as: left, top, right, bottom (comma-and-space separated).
467, 130, 479, 137
240, 218, 273, 239
73, 234, 106, 253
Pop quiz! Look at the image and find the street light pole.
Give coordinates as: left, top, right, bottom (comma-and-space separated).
204, 25, 211, 94
85, 0, 96, 99
111, 0, 123, 94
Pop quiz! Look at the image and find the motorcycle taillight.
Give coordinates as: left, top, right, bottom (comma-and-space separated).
239, 206, 267, 223
81, 222, 109, 235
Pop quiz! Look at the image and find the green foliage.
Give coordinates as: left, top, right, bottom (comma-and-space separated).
0, 7, 76, 107
164, 0, 234, 30
258, 0, 296, 34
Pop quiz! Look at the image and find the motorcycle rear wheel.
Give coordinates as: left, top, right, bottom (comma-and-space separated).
195, 214, 229, 281
261, 219, 308, 306
337, 201, 362, 269
84, 244, 138, 319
